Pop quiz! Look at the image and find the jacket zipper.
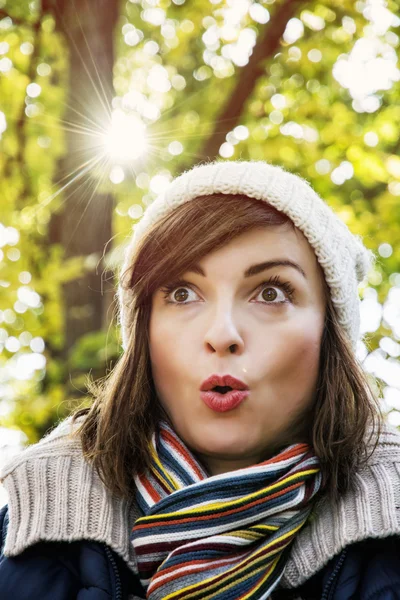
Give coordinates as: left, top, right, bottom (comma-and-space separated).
321, 548, 347, 600
104, 544, 123, 600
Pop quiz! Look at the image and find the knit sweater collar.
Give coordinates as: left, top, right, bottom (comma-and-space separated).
1, 417, 400, 589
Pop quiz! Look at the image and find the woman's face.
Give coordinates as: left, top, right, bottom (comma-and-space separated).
149, 225, 326, 476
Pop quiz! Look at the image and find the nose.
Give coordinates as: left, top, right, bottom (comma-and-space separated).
204, 304, 244, 355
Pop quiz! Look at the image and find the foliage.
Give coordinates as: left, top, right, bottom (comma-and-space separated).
0, 0, 399, 441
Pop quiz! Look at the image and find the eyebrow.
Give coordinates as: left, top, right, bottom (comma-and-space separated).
187, 260, 307, 280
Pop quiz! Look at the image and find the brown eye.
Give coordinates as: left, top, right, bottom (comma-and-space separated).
261, 287, 278, 302
173, 288, 189, 302
161, 280, 200, 304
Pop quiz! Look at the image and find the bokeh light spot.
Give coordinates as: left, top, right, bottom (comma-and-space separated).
26, 83, 41, 98
364, 131, 379, 146
378, 243, 393, 258
109, 165, 125, 184
219, 142, 234, 158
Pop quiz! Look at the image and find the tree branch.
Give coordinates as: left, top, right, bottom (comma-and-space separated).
192, 0, 306, 164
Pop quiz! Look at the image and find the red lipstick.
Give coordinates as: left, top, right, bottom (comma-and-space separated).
200, 374, 249, 413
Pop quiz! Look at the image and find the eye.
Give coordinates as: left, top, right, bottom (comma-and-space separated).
161, 275, 295, 306
161, 280, 200, 304
253, 275, 295, 306
255, 286, 286, 304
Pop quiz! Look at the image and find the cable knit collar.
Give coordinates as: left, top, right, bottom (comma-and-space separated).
1, 417, 400, 589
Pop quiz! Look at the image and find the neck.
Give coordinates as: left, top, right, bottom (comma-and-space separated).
195, 452, 265, 476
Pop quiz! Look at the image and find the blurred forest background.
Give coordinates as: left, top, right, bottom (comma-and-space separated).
0, 0, 399, 460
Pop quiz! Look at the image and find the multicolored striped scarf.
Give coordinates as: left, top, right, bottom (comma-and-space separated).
131, 421, 321, 600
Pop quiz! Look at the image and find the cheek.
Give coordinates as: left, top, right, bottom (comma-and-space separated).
149, 315, 169, 381
260, 316, 323, 384
292, 324, 322, 364
149, 313, 189, 394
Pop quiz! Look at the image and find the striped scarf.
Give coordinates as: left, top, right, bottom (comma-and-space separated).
131, 421, 321, 600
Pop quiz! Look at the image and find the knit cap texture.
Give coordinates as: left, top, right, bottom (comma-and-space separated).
118, 160, 374, 351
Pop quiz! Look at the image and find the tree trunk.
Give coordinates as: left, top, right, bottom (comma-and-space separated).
47, 0, 119, 361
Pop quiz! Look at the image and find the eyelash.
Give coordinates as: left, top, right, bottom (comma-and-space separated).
160, 275, 295, 306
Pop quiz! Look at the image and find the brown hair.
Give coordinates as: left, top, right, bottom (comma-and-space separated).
73, 194, 382, 501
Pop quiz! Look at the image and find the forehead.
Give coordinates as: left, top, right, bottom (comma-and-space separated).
189, 226, 320, 277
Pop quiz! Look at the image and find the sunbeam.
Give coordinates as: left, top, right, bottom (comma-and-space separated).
102, 110, 148, 163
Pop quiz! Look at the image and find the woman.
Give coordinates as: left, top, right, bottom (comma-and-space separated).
1, 160, 400, 600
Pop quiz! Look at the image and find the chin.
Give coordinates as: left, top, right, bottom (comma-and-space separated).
192, 431, 253, 458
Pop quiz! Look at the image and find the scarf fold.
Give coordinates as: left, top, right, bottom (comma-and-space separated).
131, 421, 321, 600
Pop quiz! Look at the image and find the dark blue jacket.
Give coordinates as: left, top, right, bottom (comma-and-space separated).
0, 505, 145, 600
1, 504, 400, 599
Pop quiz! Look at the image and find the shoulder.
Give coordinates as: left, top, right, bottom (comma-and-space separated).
0, 416, 81, 481
346, 536, 400, 597
1, 500, 107, 599
0, 417, 137, 570
0, 416, 83, 557
0, 505, 144, 600
283, 422, 400, 589
296, 536, 400, 599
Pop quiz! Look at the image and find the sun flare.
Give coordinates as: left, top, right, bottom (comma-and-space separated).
103, 109, 148, 163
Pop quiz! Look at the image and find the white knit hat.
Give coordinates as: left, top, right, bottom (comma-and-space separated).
118, 160, 375, 351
